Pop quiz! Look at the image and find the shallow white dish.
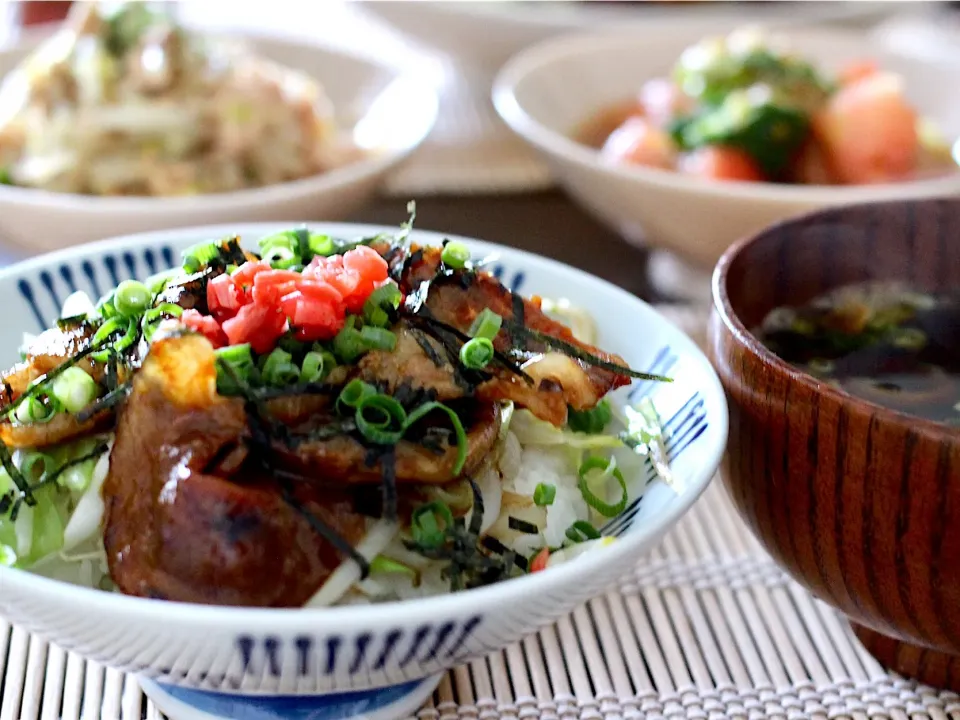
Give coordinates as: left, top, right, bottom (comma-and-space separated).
493, 27, 960, 270
0, 34, 438, 254
0, 222, 726, 720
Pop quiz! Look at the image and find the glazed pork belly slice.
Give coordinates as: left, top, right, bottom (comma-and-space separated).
102, 333, 501, 606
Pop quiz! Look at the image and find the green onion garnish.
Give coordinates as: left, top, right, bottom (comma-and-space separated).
369, 555, 417, 578
459, 337, 494, 370
181, 241, 220, 273
0, 544, 15, 567
261, 348, 299, 387
360, 326, 397, 352
565, 520, 601, 544
403, 401, 468, 475
262, 244, 299, 270
534, 483, 556, 506
113, 280, 152, 317
411, 502, 454, 549
356, 394, 407, 444
50, 367, 98, 414
440, 240, 470, 269
309, 233, 335, 258
567, 399, 612, 434
300, 350, 335, 384
468, 308, 502, 340
141, 303, 183, 342
363, 282, 402, 328
214, 343, 255, 394
577, 455, 628, 517
90, 315, 139, 363
333, 317, 365, 363
337, 379, 377, 414
15, 396, 56, 425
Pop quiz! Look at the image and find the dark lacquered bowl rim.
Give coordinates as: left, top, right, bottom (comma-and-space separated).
711, 197, 960, 443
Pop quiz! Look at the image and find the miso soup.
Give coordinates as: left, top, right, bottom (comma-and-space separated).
757, 281, 960, 426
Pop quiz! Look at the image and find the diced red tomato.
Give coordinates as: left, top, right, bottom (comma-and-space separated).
207, 274, 245, 321
221, 302, 288, 354
251, 269, 301, 305
839, 59, 879, 87
601, 117, 677, 170
181, 309, 228, 348
189, 249, 389, 356
812, 71, 919, 185
232, 260, 273, 288
530, 548, 550, 573
679, 146, 766, 182
279, 283, 345, 342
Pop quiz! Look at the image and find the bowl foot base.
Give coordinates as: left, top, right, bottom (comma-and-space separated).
139, 673, 443, 720
852, 623, 960, 690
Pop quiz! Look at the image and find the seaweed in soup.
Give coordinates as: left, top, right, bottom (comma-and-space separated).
757, 281, 960, 426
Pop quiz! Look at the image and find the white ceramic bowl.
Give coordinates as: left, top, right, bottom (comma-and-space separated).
0, 222, 726, 720
493, 27, 960, 270
0, 35, 438, 255
362, 2, 897, 80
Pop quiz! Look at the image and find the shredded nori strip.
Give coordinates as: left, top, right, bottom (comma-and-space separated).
28, 441, 111, 493
0, 439, 33, 506
467, 477, 484, 537
216, 359, 370, 575
75, 383, 131, 423
411, 328, 446, 369
0, 343, 101, 417
508, 517, 540, 534
408, 313, 533, 384
509, 293, 525, 347
380, 447, 398, 522
251, 382, 340, 400
500, 319, 674, 382
0, 491, 11, 515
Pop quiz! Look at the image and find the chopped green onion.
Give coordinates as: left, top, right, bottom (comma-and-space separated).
141, 303, 184, 342
468, 309, 502, 340
19, 451, 56, 483
369, 555, 417, 578
534, 483, 556, 506
0, 544, 16, 567
577, 455, 628, 517
403, 402, 468, 475
50, 367, 98, 414
261, 348, 299, 387
411, 502, 454, 549
356, 394, 407, 444
440, 240, 470, 269
300, 350, 335, 384
144, 269, 178, 296
214, 344, 255, 394
360, 326, 398, 352
363, 282, 402, 327
565, 520, 601, 544
59, 460, 94, 492
308, 233, 335, 257
181, 241, 220, 273
568, 399, 613, 434
15, 396, 56, 425
90, 316, 138, 363
333, 317, 365, 363
337, 379, 377, 414
459, 337, 494, 369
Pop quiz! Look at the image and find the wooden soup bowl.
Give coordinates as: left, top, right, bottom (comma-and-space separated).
708, 197, 960, 689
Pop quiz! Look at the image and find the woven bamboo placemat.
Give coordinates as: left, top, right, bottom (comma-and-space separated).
3, 305, 959, 720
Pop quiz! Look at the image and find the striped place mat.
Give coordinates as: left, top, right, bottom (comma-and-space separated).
3, 306, 960, 720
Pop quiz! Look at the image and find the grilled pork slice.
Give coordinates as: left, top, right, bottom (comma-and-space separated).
103, 332, 502, 604
361, 245, 632, 426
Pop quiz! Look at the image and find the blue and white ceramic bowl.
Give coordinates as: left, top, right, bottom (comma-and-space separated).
0, 223, 727, 720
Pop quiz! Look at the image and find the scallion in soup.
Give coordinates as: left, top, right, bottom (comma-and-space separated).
757, 281, 960, 425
